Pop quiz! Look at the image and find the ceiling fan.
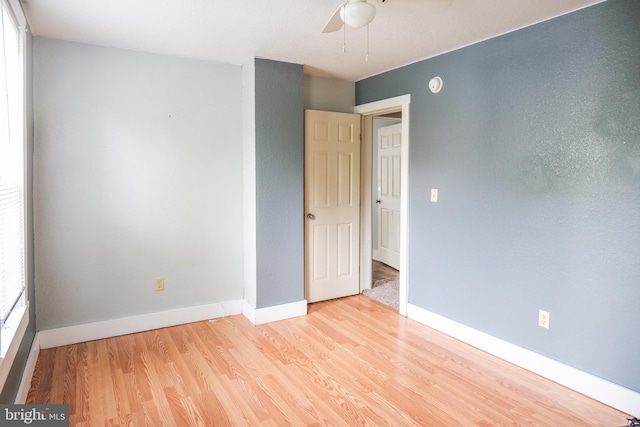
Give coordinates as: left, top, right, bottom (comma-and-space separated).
321, 0, 453, 33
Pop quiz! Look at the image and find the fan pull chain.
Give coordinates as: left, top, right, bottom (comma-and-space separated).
366, 24, 370, 61
342, 7, 346, 54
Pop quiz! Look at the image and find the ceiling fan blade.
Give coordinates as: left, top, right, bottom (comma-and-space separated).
321, 3, 346, 33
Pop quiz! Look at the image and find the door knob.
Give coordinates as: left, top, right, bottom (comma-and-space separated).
306, 213, 316, 220
376, 199, 382, 203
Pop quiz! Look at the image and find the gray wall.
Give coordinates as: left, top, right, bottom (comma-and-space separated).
0, 26, 36, 404
254, 58, 305, 309
356, 0, 640, 392
34, 39, 244, 330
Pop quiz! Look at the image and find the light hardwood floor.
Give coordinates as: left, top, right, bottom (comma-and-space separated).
27, 296, 628, 426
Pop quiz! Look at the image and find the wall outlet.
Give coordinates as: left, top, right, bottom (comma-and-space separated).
431, 188, 438, 203
538, 309, 550, 329
155, 277, 165, 291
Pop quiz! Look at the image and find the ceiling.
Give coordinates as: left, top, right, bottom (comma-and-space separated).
21, 0, 603, 82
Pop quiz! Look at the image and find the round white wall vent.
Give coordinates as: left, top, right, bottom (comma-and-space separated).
429, 76, 443, 93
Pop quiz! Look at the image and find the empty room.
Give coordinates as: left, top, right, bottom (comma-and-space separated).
0, 0, 638, 425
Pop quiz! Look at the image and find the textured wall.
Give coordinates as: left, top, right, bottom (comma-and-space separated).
255, 59, 305, 308
356, 0, 640, 392
34, 39, 244, 329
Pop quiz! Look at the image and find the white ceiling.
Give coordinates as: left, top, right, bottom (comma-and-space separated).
21, 0, 603, 81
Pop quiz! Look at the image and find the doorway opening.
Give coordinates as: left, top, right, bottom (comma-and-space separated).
365, 114, 401, 310
355, 95, 410, 316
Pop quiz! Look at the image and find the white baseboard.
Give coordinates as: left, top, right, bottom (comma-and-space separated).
38, 300, 243, 349
243, 299, 307, 325
407, 303, 640, 416
18, 298, 306, 402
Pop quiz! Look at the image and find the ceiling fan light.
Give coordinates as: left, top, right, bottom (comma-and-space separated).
341, 1, 376, 28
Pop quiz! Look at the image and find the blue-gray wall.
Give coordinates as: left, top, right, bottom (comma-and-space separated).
254, 59, 305, 308
357, 0, 640, 392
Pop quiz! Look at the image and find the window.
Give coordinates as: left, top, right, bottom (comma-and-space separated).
0, 0, 27, 384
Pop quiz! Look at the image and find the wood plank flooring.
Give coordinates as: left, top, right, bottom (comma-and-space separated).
27, 296, 629, 426
372, 260, 399, 283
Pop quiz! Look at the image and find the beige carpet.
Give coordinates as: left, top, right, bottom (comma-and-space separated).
362, 277, 399, 310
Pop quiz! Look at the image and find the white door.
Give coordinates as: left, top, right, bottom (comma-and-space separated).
305, 110, 361, 303
376, 123, 402, 270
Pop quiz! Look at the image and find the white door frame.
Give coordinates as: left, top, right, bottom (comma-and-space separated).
354, 95, 410, 317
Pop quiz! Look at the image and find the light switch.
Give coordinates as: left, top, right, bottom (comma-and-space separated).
538, 310, 550, 329
431, 189, 438, 203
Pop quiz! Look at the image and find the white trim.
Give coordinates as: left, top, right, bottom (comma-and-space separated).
407, 303, 640, 416
354, 94, 411, 317
0, 305, 29, 390
242, 61, 257, 310
354, 95, 411, 116
38, 300, 243, 349
14, 332, 39, 404
0, 0, 29, 394
243, 300, 307, 326
6, 0, 26, 28
242, 300, 256, 324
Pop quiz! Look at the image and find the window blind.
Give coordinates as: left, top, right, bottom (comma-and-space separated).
0, 181, 24, 328
0, 0, 25, 331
